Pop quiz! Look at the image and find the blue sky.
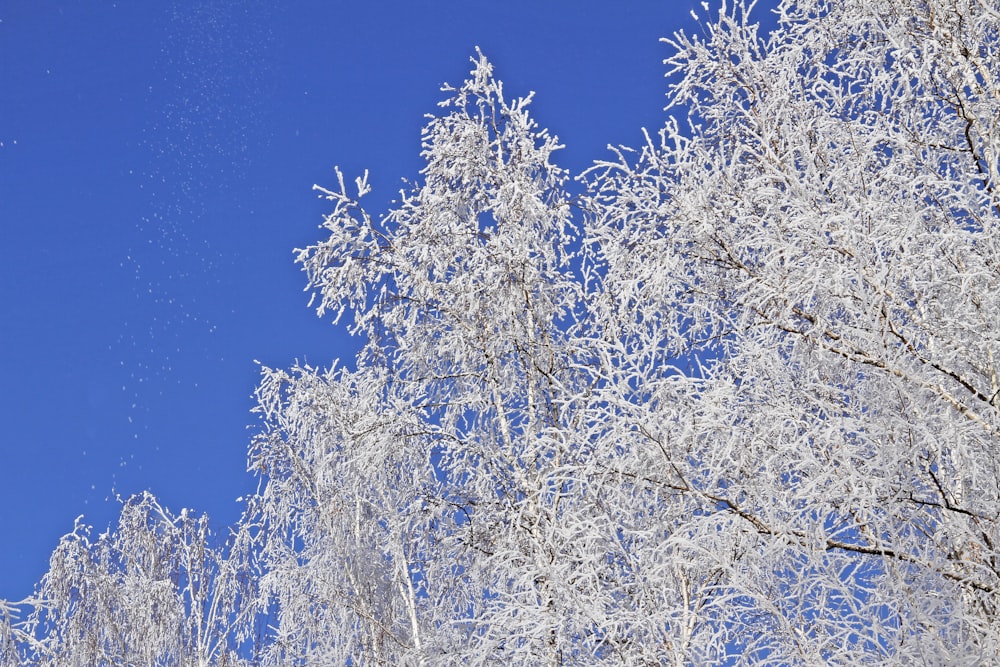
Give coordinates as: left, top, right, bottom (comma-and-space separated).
0, 1, 777, 601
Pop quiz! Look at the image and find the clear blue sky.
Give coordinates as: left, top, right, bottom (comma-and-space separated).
0, 1, 777, 601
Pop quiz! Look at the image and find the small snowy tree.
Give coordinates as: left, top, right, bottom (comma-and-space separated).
7, 493, 258, 666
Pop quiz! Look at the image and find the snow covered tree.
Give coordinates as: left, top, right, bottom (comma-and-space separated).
250, 51, 589, 664
5, 493, 258, 666
578, 0, 1000, 661
4, 0, 999, 663
252, 1, 1000, 662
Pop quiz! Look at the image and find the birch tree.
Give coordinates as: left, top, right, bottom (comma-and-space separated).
5, 493, 258, 666
250, 50, 593, 664
579, 0, 1000, 661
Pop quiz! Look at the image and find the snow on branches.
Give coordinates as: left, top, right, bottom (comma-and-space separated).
5, 1, 1000, 664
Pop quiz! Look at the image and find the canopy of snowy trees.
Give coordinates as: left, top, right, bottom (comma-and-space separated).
4, 0, 1000, 663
